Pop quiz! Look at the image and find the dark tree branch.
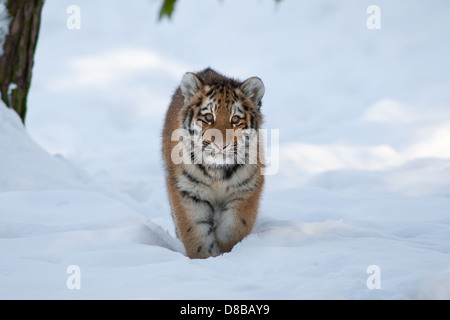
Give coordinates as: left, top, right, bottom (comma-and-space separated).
158, 0, 283, 21
0, 0, 44, 123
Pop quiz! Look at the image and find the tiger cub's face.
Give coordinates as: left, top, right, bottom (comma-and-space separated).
179, 72, 265, 167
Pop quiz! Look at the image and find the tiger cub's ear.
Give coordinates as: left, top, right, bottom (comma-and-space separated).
240, 77, 265, 109
180, 72, 203, 104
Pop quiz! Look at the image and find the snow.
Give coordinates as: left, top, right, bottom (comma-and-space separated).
1, 0, 450, 299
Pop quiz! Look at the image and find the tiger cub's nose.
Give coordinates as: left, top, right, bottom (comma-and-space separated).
213, 142, 229, 150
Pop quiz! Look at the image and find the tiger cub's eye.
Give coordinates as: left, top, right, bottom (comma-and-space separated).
231, 115, 240, 125
204, 113, 214, 122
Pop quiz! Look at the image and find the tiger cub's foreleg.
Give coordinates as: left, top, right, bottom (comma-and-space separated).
215, 193, 261, 254
170, 186, 220, 259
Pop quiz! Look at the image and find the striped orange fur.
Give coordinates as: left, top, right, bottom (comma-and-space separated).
162, 68, 265, 259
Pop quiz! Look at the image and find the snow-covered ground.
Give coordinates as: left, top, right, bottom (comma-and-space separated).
1, 0, 450, 299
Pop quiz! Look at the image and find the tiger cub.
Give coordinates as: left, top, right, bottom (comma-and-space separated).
162, 68, 265, 259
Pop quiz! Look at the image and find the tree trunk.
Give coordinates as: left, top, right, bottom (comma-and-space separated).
0, 0, 44, 124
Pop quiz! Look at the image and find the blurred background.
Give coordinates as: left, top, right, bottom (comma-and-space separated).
25, 0, 450, 198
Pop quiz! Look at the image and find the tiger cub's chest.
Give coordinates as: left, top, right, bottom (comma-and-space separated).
177, 163, 254, 206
